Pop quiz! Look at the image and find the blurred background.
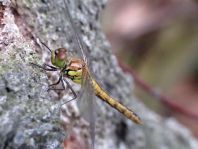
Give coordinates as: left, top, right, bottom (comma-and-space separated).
101, 0, 198, 138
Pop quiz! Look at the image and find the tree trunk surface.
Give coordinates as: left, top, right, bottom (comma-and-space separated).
0, 0, 197, 149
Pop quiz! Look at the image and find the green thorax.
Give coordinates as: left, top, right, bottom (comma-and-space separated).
63, 58, 87, 84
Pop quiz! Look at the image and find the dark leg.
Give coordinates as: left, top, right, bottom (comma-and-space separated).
62, 78, 77, 103
40, 41, 52, 53
34, 37, 52, 53
43, 64, 58, 70
48, 75, 78, 104
57, 78, 78, 109
48, 75, 66, 91
47, 77, 77, 114
30, 62, 58, 71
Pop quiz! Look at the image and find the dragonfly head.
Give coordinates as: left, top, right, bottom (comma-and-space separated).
51, 48, 68, 68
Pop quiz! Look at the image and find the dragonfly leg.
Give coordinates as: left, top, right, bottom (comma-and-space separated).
49, 77, 77, 112
35, 37, 52, 53
57, 78, 78, 110
30, 62, 58, 71
47, 75, 66, 91
43, 63, 58, 70
40, 41, 52, 53
62, 78, 77, 103
48, 75, 77, 103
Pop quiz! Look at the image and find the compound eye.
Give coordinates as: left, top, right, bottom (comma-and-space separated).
55, 49, 59, 55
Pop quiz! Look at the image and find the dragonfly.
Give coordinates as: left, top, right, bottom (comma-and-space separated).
32, 42, 142, 125
31, 0, 142, 147
31, 0, 142, 123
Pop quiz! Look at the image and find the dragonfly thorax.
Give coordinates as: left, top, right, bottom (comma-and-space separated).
63, 58, 85, 84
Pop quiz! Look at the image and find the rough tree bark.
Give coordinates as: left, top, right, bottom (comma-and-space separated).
0, 0, 198, 149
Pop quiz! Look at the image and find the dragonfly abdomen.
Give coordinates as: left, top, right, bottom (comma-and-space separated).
91, 79, 142, 124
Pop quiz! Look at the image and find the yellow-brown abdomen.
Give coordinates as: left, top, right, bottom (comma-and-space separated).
91, 79, 142, 124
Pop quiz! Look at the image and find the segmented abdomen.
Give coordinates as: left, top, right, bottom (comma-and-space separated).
91, 79, 142, 124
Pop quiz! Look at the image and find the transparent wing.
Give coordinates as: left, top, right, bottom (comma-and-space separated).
62, 0, 87, 61
47, 0, 89, 60
79, 68, 96, 149
61, 0, 96, 148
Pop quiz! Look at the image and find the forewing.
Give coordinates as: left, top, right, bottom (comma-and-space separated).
79, 69, 96, 149
61, 0, 96, 148
46, 0, 88, 60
